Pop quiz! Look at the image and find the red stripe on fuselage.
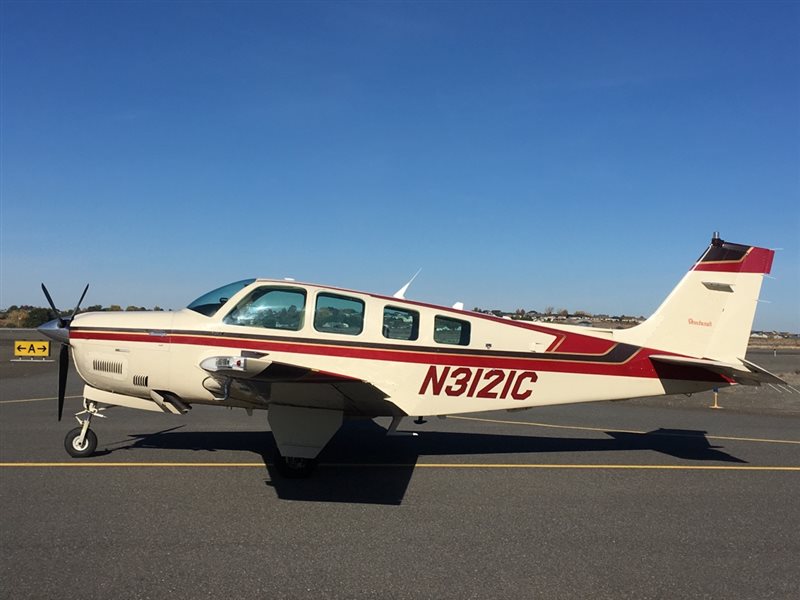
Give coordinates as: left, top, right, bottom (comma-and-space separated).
547, 333, 617, 354
70, 329, 727, 383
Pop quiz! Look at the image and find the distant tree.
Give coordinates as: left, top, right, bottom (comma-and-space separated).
1, 309, 26, 327
544, 306, 554, 315
86, 305, 103, 312
22, 308, 51, 328
153, 306, 164, 312
558, 308, 569, 317
109, 305, 122, 312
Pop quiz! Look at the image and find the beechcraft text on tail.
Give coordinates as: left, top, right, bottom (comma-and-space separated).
37, 234, 785, 477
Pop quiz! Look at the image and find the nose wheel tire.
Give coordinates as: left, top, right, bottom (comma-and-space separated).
65, 427, 98, 458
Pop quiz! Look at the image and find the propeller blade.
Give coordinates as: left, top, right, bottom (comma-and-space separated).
41, 283, 65, 327
58, 344, 69, 421
69, 284, 90, 325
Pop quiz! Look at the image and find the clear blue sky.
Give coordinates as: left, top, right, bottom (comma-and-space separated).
2, 1, 798, 331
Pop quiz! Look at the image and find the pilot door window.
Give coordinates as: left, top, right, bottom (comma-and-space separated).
222, 287, 306, 331
434, 315, 471, 346
314, 293, 365, 335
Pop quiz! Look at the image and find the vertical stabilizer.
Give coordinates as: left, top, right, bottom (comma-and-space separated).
615, 235, 774, 362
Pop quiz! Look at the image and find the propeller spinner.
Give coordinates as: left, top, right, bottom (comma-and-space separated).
38, 283, 89, 421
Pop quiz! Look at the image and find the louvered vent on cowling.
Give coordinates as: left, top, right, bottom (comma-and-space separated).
93, 359, 124, 375
133, 375, 149, 387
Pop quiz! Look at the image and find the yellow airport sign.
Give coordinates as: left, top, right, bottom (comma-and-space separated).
14, 341, 51, 357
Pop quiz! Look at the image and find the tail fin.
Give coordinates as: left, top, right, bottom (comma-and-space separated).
616, 234, 774, 362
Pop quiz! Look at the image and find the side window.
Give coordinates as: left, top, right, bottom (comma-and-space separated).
222, 287, 306, 331
434, 315, 471, 346
314, 293, 364, 335
383, 306, 419, 341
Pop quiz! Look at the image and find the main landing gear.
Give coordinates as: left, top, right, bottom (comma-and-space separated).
64, 400, 105, 458
273, 454, 318, 479
267, 404, 343, 479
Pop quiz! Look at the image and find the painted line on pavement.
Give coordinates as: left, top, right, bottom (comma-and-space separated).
0, 462, 798, 471
450, 415, 800, 445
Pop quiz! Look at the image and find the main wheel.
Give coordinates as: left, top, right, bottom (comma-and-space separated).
274, 454, 318, 478
64, 427, 98, 458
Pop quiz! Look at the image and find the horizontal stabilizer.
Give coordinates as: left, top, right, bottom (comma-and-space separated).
739, 358, 792, 386
649, 355, 788, 386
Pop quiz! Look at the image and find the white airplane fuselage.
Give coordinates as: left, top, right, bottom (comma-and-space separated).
68, 282, 721, 418
42, 236, 780, 472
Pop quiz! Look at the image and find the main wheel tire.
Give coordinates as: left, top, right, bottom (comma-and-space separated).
64, 427, 98, 458
274, 454, 318, 478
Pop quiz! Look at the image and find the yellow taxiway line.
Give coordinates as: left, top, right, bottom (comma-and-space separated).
450, 415, 800, 445
0, 462, 798, 471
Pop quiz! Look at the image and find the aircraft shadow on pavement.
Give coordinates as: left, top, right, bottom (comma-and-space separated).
114, 420, 745, 505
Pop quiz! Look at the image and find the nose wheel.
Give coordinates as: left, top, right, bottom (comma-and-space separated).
64, 400, 105, 458
65, 427, 97, 457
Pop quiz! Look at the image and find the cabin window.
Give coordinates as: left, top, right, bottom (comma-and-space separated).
314, 293, 364, 335
222, 287, 306, 331
383, 306, 419, 341
434, 315, 471, 346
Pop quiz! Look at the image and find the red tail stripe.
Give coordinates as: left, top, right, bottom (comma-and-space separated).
694, 246, 774, 274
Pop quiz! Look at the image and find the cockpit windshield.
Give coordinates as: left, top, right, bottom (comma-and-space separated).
187, 279, 256, 316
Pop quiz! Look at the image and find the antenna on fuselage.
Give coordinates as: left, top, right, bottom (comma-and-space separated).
393, 268, 422, 299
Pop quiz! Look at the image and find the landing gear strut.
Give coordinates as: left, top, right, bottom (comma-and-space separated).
64, 400, 104, 458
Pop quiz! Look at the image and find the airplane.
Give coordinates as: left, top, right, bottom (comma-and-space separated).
37, 233, 787, 477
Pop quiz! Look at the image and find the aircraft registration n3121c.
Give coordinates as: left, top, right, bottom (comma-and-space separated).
38, 234, 786, 477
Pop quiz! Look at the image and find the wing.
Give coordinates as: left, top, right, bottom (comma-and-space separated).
199, 352, 402, 417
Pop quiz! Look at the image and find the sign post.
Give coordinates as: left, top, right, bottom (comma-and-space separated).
710, 386, 721, 409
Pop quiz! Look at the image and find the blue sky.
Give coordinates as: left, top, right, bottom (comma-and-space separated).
2, 1, 798, 331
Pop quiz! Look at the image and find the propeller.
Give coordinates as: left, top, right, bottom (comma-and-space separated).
39, 283, 89, 421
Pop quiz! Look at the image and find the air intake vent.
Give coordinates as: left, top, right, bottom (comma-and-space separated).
133, 375, 149, 387
93, 359, 124, 375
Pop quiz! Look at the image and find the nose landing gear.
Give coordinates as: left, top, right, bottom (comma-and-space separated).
64, 400, 105, 458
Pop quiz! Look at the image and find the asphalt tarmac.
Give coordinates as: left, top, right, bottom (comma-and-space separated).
1, 330, 799, 599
